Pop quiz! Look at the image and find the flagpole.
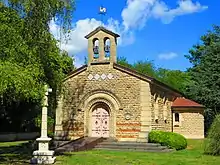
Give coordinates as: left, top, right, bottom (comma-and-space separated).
99, 6, 106, 27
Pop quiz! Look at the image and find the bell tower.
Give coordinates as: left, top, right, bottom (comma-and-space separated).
85, 26, 120, 66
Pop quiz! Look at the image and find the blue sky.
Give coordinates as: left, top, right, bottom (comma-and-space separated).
50, 0, 220, 71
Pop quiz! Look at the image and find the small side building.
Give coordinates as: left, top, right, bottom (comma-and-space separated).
172, 98, 204, 139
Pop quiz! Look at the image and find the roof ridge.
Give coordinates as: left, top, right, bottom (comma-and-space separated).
172, 97, 204, 108
114, 63, 183, 96
85, 26, 120, 39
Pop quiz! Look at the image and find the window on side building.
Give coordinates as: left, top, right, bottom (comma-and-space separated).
175, 113, 180, 122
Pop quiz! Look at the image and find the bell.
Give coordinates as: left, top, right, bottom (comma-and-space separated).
93, 46, 99, 54
104, 45, 110, 53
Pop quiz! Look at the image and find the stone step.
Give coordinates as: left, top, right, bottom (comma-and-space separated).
102, 137, 118, 142
94, 139, 174, 153
136, 138, 148, 143
95, 144, 168, 150
98, 141, 160, 147
54, 138, 174, 153
54, 137, 105, 153
93, 148, 174, 153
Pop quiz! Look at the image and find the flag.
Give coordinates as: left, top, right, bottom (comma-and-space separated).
99, 6, 107, 14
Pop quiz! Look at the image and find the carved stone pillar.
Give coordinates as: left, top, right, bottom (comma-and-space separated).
99, 37, 105, 61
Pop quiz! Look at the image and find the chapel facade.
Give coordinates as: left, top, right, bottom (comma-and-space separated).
54, 26, 204, 141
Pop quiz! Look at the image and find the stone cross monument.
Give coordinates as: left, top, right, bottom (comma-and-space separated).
31, 85, 56, 164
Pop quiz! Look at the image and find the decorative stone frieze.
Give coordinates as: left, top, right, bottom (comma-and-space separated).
87, 73, 116, 81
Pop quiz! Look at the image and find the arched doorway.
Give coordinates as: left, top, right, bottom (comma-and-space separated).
91, 104, 110, 137
82, 91, 120, 138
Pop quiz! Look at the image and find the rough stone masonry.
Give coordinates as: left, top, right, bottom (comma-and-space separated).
54, 26, 204, 141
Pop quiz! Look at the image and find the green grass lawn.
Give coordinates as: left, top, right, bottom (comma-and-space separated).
0, 141, 31, 165
0, 140, 220, 165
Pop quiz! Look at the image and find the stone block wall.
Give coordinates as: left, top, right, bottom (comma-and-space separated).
55, 64, 147, 141
56, 62, 204, 141
150, 85, 177, 133
172, 109, 204, 139
87, 30, 117, 65
116, 122, 141, 140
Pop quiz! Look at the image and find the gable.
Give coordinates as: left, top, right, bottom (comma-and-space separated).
63, 63, 183, 97
113, 63, 152, 83
113, 63, 183, 96
64, 65, 87, 81
85, 26, 120, 39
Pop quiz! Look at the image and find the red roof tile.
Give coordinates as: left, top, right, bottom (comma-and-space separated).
172, 98, 204, 108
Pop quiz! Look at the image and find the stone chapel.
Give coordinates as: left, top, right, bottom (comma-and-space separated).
54, 26, 204, 141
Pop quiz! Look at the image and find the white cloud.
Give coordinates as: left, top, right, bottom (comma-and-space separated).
152, 0, 208, 24
73, 55, 85, 68
121, 0, 156, 30
121, 0, 208, 29
158, 52, 178, 60
49, 0, 208, 67
50, 18, 102, 56
50, 18, 134, 56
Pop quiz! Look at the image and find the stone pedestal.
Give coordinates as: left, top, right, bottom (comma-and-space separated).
31, 137, 56, 164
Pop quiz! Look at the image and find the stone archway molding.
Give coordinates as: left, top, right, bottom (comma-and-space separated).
78, 89, 122, 111
80, 90, 121, 138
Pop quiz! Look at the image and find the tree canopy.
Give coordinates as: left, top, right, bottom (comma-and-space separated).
0, 1, 75, 132
0, 0, 75, 101
117, 57, 190, 94
185, 25, 220, 111
0, 6, 44, 100
185, 25, 220, 131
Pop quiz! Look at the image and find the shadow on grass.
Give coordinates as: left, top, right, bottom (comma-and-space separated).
0, 141, 75, 165
0, 141, 35, 165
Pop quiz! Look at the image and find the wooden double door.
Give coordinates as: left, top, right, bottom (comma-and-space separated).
91, 107, 110, 137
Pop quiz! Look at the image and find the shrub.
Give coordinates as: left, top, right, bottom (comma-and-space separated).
48, 130, 54, 138
148, 130, 187, 150
204, 114, 220, 155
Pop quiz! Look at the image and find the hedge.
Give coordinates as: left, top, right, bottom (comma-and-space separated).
204, 114, 220, 155
148, 130, 187, 150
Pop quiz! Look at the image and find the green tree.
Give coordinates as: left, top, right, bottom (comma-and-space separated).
117, 56, 189, 93
117, 57, 157, 77
133, 60, 156, 78
157, 68, 191, 94
117, 56, 133, 68
0, 1, 75, 132
185, 25, 220, 131
3, 0, 75, 90
0, 5, 44, 99
61, 50, 75, 74
204, 114, 220, 155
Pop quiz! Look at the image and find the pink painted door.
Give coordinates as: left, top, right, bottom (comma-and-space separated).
91, 108, 109, 137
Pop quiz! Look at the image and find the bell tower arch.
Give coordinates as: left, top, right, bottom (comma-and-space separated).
85, 26, 120, 66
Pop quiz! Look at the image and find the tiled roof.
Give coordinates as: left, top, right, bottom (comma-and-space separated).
172, 97, 204, 108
